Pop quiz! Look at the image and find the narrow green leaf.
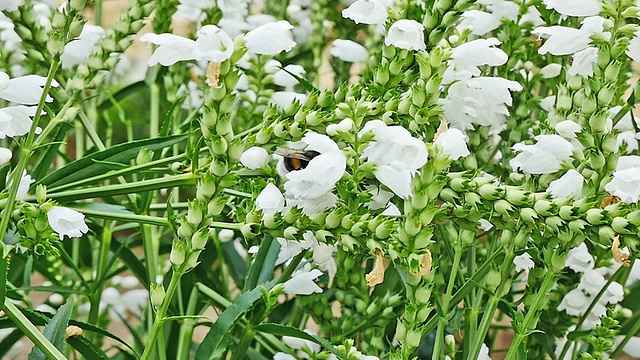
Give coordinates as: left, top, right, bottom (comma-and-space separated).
0, 255, 8, 311
0, 329, 23, 357
38, 134, 187, 188
70, 204, 169, 226
66, 335, 111, 360
244, 235, 278, 291
29, 298, 74, 360
195, 287, 266, 360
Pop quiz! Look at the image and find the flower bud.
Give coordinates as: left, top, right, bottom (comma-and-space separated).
568, 219, 587, 233
191, 228, 210, 250
185, 250, 201, 269
494, 200, 513, 216
534, 200, 555, 216
283, 226, 298, 239
598, 226, 615, 243
611, 217, 632, 234
520, 208, 538, 224
170, 240, 187, 267
485, 270, 501, 290
545, 216, 563, 233
586, 208, 606, 225
209, 156, 228, 177
240, 223, 258, 238
150, 283, 166, 309
375, 222, 391, 239
177, 223, 193, 239
36, 185, 47, 204
52, 11, 67, 30
551, 252, 566, 272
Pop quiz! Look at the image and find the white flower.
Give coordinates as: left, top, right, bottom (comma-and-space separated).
600, 281, 624, 304
0, 74, 58, 105
61, 24, 106, 69
605, 155, 640, 203
443, 38, 508, 84
0, 106, 41, 139
283, 266, 323, 295
434, 128, 470, 160
283, 328, 321, 354
441, 77, 523, 130
273, 64, 306, 91
532, 16, 609, 56
614, 336, 640, 358
218, 229, 235, 243
141, 25, 234, 66
326, 118, 354, 135
276, 237, 305, 265
555, 120, 582, 139
342, 0, 389, 25
361, 121, 428, 198
566, 243, 594, 273
626, 32, 640, 62
286, 192, 339, 216
244, 21, 296, 55
385, 20, 426, 51
540, 63, 562, 78
47, 206, 90, 240
478, 343, 491, 360
547, 169, 584, 199
458, 0, 519, 36
101, 287, 148, 321
514, 252, 535, 273
283, 132, 346, 200
568, 46, 599, 77
175, 0, 216, 21
558, 288, 589, 316
0, 147, 11, 166
543, 0, 602, 17
240, 147, 269, 169
510, 134, 574, 174
330, 39, 368, 62
365, 185, 395, 210
256, 183, 285, 215
313, 243, 337, 285
270, 91, 307, 109
7, 170, 35, 200
274, 353, 297, 360
577, 270, 606, 296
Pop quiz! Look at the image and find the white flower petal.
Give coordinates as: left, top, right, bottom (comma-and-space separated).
385, 19, 425, 51
47, 206, 89, 240
244, 21, 296, 55
140, 33, 197, 66
240, 147, 269, 169
330, 39, 368, 62
256, 183, 285, 215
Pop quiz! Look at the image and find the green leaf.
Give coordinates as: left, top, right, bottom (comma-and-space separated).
243, 235, 278, 291
38, 134, 187, 189
97, 81, 147, 111
195, 287, 266, 360
0, 255, 7, 311
66, 335, 111, 360
29, 298, 74, 360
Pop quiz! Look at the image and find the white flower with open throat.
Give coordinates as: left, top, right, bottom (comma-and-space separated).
385, 20, 426, 51
605, 155, 640, 203
510, 135, 574, 174
244, 21, 296, 55
47, 206, 90, 240
342, 0, 389, 25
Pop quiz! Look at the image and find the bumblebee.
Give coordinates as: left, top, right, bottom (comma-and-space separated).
276, 148, 320, 172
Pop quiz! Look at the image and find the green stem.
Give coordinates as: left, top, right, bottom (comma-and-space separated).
88, 220, 114, 333
0, 59, 60, 244
232, 325, 256, 360
3, 299, 66, 360
140, 266, 185, 360
504, 269, 557, 360
433, 244, 463, 359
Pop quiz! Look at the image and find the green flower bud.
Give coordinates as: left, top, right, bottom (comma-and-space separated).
209, 135, 228, 155
505, 188, 530, 206
602, 134, 617, 155
597, 85, 615, 106
177, 223, 193, 239
460, 229, 475, 246
209, 156, 228, 177
14, 25, 32, 41
150, 283, 166, 309
567, 76, 582, 91
187, 201, 204, 226
520, 208, 538, 224
586, 208, 607, 225
404, 216, 421, 236
197, 175, 217, 200
263, 213, 280, 229
341, 214, 354, 230
34, 213, 49, 232
340, 234, 357, 250
626, 210, 640, 225
534, 200, 556, 216
545, 216, 564, 233
36, 185, 47, 205
485, 270, 501, 290
375, 222, 391, 239
558, 205, 578, 220
170, 240, 187, 267
374, 68, 390, 85
216, 116, 233, 136
191, 228, 210, 250
240, 223, 258, 238
405, 330, 422, 349
548, 252, 564, 273
612, 217, 632, 234
47, 39, 65, 57
52, 11, 66, 30
494, 199, 513, 216
366, 302, 380, 316
514, 230, 529, 249
568, 219, 587, 233
283, 226, 298, 240
598, 226, 615, 242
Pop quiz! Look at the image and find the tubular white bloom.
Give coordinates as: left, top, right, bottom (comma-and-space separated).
273, 64, 306, 90
362, 121, 428, 199
532, 16, 609, 56
539, 63, 562, 78
513, 252, 535, 273
555, 120, 582, 139
615, 336, 640, 358
605, 155, 640, 203
285, 151, 346, 198
283, 266, 323, 295
342, 0, 389, 25
458, 10, 500, 36
385, 20, 426, 51
441, 77, 523, 130
240, 146, 269, 169
270, 91, 307, 109
547, 169, 584, 199
274, 353, 297, 360
256, 183, 285, 215
330, 39, 368, 62
313, 243, 337, 284
283, 328, 321, 353
326, 118, 354, 135
626, 32, 640, 62
0, 106, 41, 139
558, 288, 589, 316
141, 25, 234, 66
0, 147, 11, 166
434, 128, 470, 160
0, 75, 58, 105
287, 192, 339, 216
577, 270, 606, 296
0, 0, 21, 11
6, 170, 35, 200
510, 134, 574, 174
47, 206, 90, 240
568, 46, 599, 77
443, 38, 508, 84
365, 185, 394, 210
478, 343, 491, 360
276, 237, 304, 265
566, 243, 594, 273
543, 0, 602, 17
218, 229, 235, 243
244, 21, 296, 55
61, 24, 106, 70
601, 281, 624, 304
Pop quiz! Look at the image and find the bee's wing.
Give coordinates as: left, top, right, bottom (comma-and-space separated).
275, 147, 313, 161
